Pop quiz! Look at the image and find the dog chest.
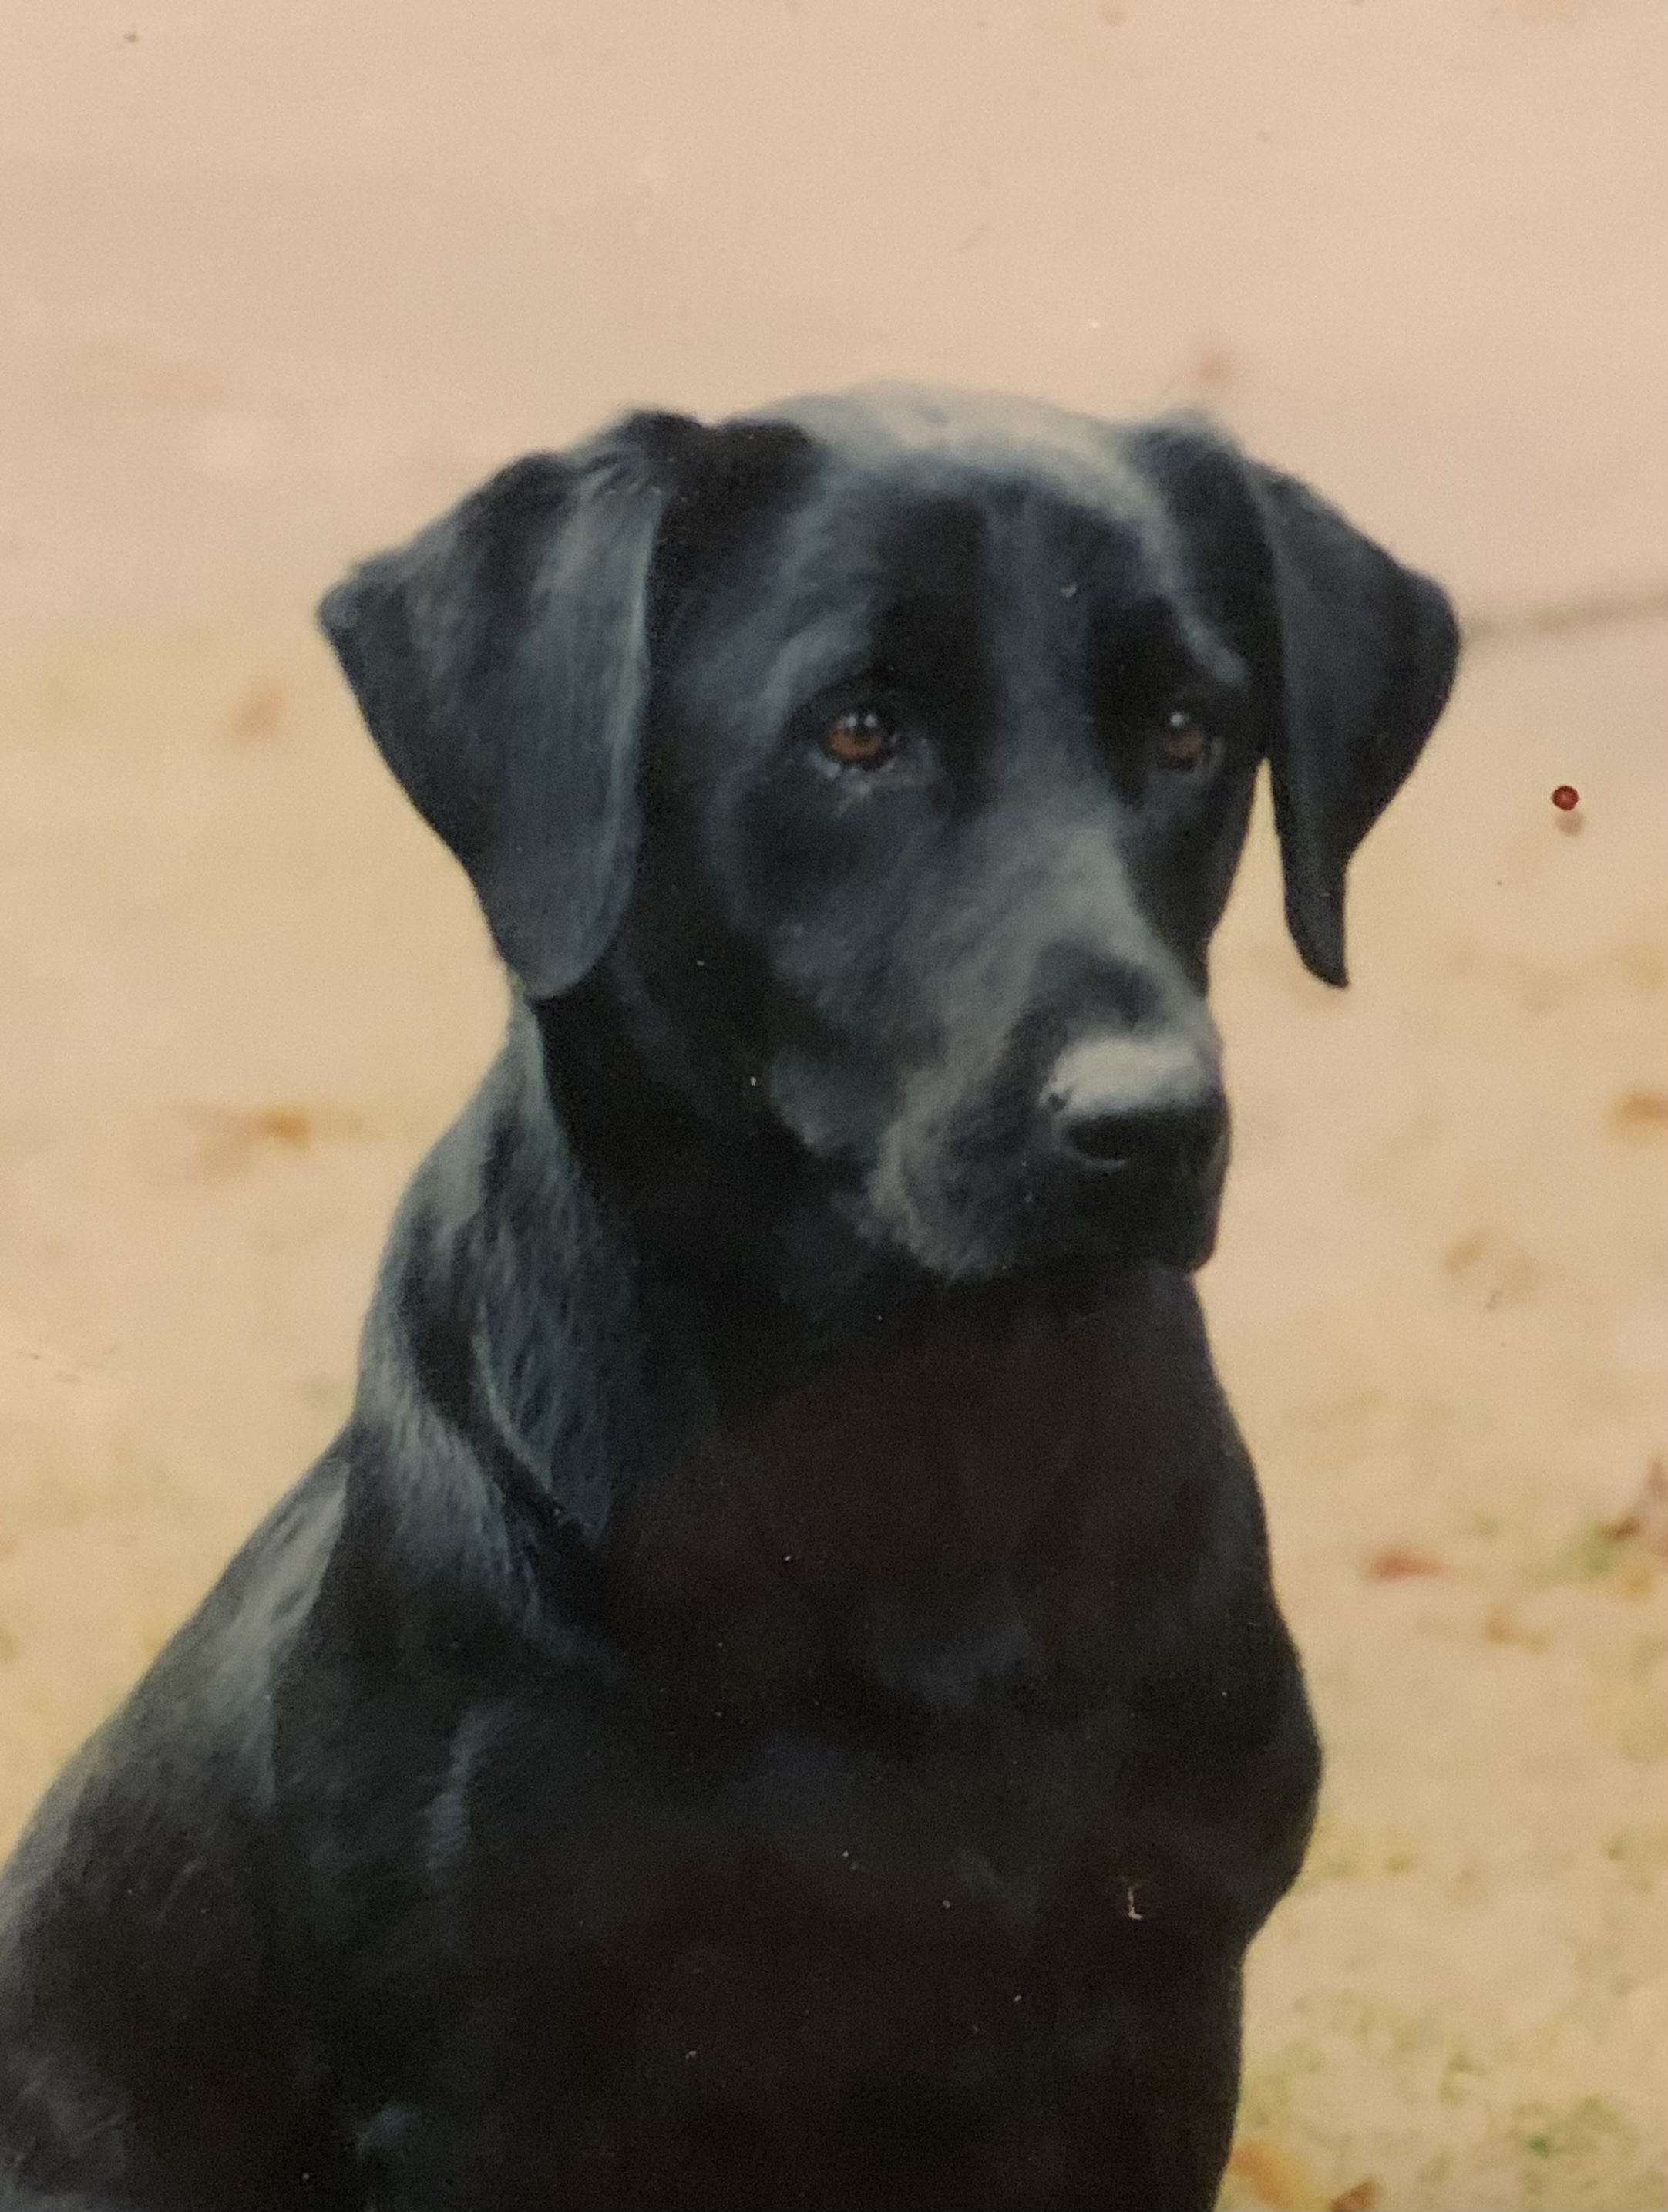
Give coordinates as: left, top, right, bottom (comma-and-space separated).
327, 1682, 1243, 2200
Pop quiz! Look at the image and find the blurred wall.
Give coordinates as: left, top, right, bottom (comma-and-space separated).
3, 0, 1666, 635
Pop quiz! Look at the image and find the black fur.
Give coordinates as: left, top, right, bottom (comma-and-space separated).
0, 384, 1458, 2210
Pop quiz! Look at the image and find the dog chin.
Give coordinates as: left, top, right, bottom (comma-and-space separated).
996, 1203, 1223, 1291
849, 1173, 1223, 1306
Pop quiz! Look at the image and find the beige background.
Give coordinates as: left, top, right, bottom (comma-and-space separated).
2, 5, 1665, 2207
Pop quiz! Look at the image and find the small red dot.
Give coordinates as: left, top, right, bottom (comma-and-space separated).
1551, 784, 1579, 811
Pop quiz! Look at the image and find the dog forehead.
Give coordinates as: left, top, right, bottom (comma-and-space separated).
657, 388, 1243, 745
697, 386, 1186, 637
748, 381, 1162, 513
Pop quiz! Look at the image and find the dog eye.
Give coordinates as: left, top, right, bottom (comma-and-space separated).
1153, 709, 1212, 772
821, 707, 900, 769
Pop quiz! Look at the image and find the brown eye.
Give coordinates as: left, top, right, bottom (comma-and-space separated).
1155, 709, 1210, 771
822, 707, 900, 769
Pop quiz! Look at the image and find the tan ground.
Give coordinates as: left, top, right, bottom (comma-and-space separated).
2, 5, 1665, 2207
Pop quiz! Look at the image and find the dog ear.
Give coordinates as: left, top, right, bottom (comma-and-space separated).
1246, 462, 1460, 987
319, 411, 703, 1001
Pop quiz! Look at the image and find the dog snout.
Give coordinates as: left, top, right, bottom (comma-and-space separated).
1042, 1035, 1226, 1184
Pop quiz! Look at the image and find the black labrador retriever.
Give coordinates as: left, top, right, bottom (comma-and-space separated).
0, 385, 1458, 2211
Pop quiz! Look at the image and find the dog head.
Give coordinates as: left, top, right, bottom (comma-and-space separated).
322, 385, 1457, 1289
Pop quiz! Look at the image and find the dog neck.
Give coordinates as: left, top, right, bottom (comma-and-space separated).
608, 1298, 1101, 1715
356, 999, 1231, 1711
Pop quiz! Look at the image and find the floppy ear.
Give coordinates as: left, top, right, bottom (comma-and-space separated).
1248, 463, 1460, 987
319, 410, 702, 1001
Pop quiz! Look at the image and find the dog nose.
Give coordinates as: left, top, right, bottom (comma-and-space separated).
1052, 1094, 1226, 1180
1042, 1036, 1226, 1180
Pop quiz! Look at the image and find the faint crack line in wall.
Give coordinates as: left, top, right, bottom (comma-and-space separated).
1461, 581, 1668, 646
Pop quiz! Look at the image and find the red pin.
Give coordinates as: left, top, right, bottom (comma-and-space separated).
1551, 784, 1580, 811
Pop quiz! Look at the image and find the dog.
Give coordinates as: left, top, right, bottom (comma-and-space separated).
0, 385, 1458, 2210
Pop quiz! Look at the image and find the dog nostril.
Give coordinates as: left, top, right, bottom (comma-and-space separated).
1054, 1099, 1225, 1177
1061, 1113, 1145, 1168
